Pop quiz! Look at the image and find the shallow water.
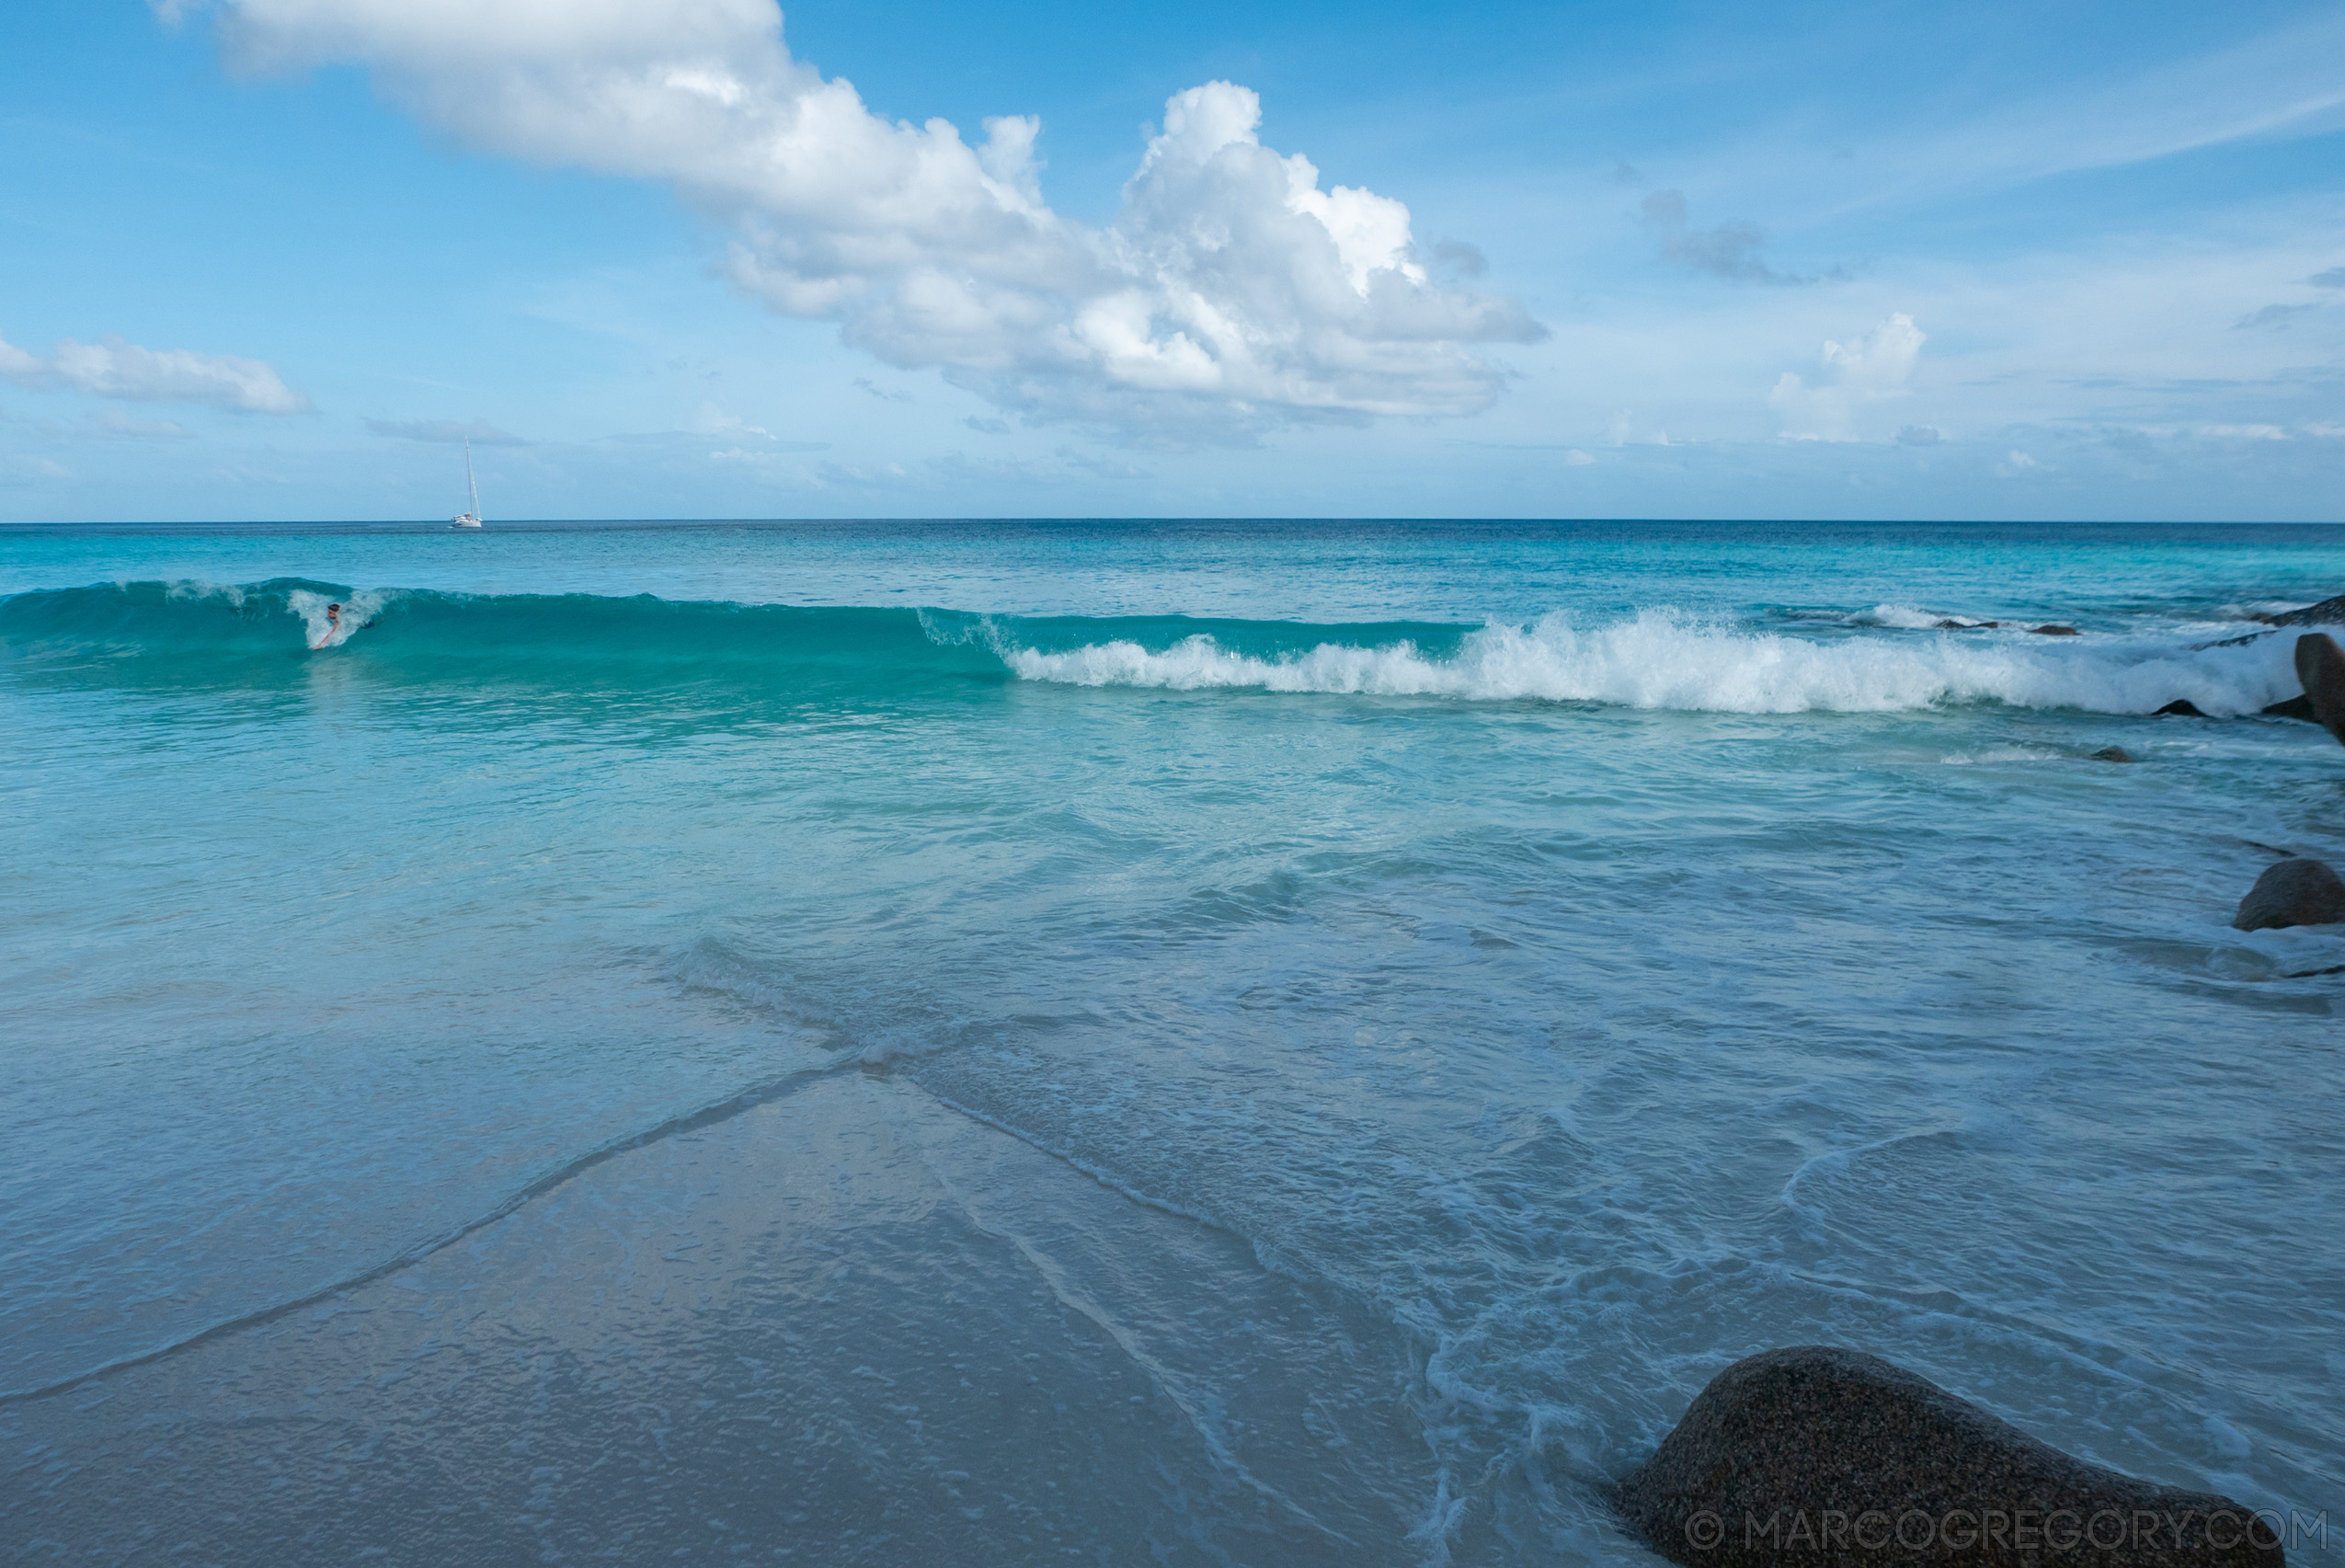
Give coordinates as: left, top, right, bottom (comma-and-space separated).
3, 520, 2340, 1564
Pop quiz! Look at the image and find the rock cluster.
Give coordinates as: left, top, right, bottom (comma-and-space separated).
2254, 593, 2345, 626
1606, 603, 2339, 1567
1616, 1346, 2285, 1567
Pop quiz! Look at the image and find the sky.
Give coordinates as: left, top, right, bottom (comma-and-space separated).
1, 0, 2340, 522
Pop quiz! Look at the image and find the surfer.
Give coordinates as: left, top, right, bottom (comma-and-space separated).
307, 601, 341, 652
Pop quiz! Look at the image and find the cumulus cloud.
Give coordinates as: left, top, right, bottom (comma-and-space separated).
0, 329, 312, 413
366, 416, 525, 443
1895, 423, 1940, 446
1768, 313, 1924, 441
182, 0, 1539, 437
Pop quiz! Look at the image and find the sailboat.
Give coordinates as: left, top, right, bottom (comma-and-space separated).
451, 437, 483, 529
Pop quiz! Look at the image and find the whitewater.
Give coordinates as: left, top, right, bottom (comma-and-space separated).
2, 519, 2339, 1565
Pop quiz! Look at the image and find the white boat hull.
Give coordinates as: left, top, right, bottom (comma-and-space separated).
452, 439, 484, 528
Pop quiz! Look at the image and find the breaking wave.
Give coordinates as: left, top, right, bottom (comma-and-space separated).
0, 580, 2303, 717
1005, 610, 2298, 716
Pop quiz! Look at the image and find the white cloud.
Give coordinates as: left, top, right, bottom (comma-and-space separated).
0, 329, 313, 414
184, 0, 1539, 437
1603, 407, 1670, 447
692, 403, 771, 440
1563, 448, 1595, 465
1605, 407, 1632, 447
1768, 312, 1922, 441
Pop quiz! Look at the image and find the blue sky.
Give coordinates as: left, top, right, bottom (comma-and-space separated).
2, 0, 2340, 521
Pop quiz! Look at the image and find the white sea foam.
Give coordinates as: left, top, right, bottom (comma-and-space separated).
288, 589, 390, 650
1939, 745, 2067, 765
1859, 602, 1956, 629
162, 579, 247, 608
1005, 611, 2298, 715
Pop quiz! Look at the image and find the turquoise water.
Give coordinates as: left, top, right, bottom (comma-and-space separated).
3, 520, 2340, 1563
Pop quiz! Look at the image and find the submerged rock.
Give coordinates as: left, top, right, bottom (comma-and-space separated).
2293, 634, 2345, 747
2235, 858, 2345, 933
2089, 747, 2133, 762
2157, 700, 2208, 717
1616, 1346, 2282, 1568
2027, 624, 2080, 635
2257, 592, 2345, 626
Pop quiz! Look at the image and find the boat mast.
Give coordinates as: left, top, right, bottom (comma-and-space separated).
464, 438, 479, 519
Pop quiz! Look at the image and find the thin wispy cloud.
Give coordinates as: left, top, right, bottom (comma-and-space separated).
366, 417, 525, 444
183, 0, 1542, 438
0, 329, 311, 413
2233, 303, 2316, 330
1640, 190, 1828, 286
1836, 11, 2345, 211
89, 409, 195, 440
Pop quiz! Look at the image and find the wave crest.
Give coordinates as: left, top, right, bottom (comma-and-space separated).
1006, 611, 2298, 716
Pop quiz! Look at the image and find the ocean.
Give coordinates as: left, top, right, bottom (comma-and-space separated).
2, 518, 2339, 1564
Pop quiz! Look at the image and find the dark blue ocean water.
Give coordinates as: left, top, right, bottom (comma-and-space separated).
3, 520, 2340, 1563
